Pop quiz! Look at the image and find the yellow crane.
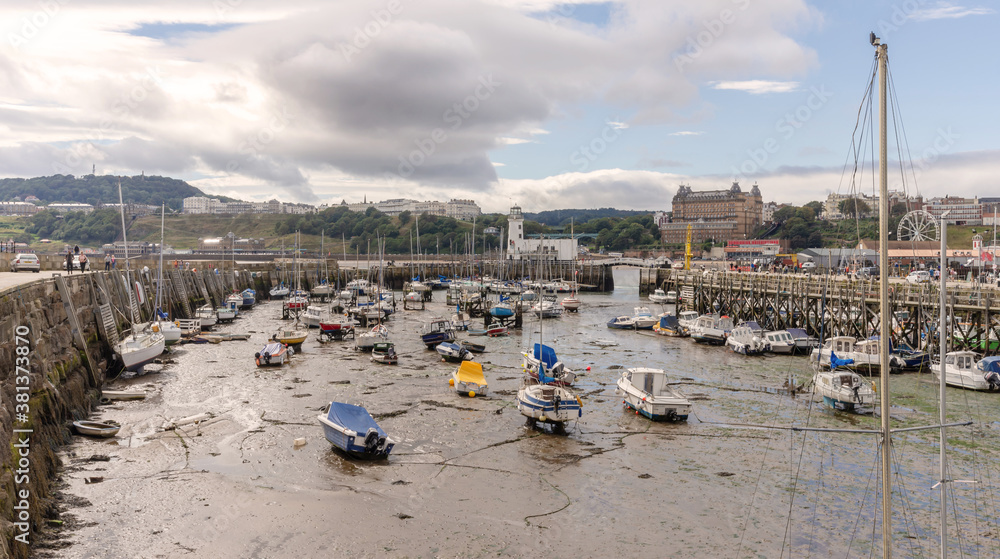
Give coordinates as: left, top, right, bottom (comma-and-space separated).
684, 223, 692, 270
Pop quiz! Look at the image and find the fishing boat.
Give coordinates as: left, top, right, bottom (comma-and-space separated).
303, 305, 325, 328
677, 310, 700, 330
273, 327, 308, 348
631, 307, 657, 330
932, 352, 1000, 391
371, 341, 398, 365
355, 324, 388, 352
72, 420, 121, 438
523, 343, 576, 386
616, 368, 691, 421
195, 305, 217, 329
786, 327, 819, 354
255, 342, 290, 367
420, 319, 456, 349
648, 288, 670, 304
240, 288, 256, 309
812, 367, 877, 410
319, 317, 354, 341
112, 180, 165, 373
451, 361, 488, 397
216, 299, 238, 323
691, 314, 733, 345
763, 330, 795, 354
665, 290, 678, 304
726, 325, 768, 355
436, 341, 472, 363
653, 314, 690, 337
606, 315, 636, 330
317, 402, 394, 460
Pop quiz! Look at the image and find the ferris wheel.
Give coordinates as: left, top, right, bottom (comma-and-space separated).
896, 209, 939, 242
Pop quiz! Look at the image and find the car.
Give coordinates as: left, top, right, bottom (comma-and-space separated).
801, 261, 816, 269
856, 266, 879, 280
11, 253, 40, 272
906, 270, 931, 284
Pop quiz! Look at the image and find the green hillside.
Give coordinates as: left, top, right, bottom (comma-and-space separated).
0, 174, 229, 211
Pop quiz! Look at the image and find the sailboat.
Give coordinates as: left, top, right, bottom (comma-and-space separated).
270, 239, 290, 299
274, 230, 308, 347
311, 230, 334, 298
560, 219, 581, 312
151, 204, 181, 346
114, 178, 165, 372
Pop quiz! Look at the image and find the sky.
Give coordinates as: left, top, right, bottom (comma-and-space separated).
0, 0, 997, 213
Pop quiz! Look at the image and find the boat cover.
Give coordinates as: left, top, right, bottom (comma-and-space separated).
743, 320, 762, 332
533, 343, 558, 369
830, 350, 854, 368
787, 328, 809, 339
260, 342, 284, 355
325, 402, 386, 437
977, 356, 1000, 373
659, 315, 682, 329
455, 361, 487, 385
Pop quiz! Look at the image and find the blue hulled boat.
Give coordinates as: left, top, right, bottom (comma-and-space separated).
421, 319, 456, 349
241, 288, 256, 308
317, 402, 394, 459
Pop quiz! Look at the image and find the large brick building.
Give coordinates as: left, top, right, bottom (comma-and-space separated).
660, 182, 763, 245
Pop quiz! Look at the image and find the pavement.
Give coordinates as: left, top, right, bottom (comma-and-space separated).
0, 269, 97, 292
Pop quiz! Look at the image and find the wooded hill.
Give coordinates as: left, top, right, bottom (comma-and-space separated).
0, 174, 223, 210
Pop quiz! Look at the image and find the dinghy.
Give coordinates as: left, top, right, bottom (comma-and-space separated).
451, 361, 488, 397
616, 368, 691, 421
437, 341, 472, 363
317, 402, 394, 460
72, 420, 121, 438
255, 342, 290, 367
371, 341, 398, 365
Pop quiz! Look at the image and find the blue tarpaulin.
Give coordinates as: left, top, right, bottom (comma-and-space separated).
325, 402, 386, 437
830, 350, 854, 368
533, 343, 558, 369
977, 356, 1000, 374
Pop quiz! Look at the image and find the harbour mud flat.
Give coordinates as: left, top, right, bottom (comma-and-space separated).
42, 271, 1000, 558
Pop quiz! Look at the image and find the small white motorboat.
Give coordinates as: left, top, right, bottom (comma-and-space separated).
763, 330, 795, 354
726, 325, 768, 355
648, 288, 669, 304
616, 368, 691, 421
813, 368, 876, 410
437, 341, 473, 363
631, 307, 657, 330
73, 420, 121, 438
195, 305, 217, 329
933, 352, 1000, 391
516, 378, 582, 426
303, 305, 325, 328
317, 402, 394, 460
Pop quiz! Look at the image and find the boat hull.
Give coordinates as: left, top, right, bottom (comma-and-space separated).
516, 384, 582, 424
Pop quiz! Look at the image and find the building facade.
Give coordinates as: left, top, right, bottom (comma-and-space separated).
924, 196, 982, 225
47, 203, 94, 214
506, 205, 576, 260
0, 201, 40, 216
660, 182, 762, 245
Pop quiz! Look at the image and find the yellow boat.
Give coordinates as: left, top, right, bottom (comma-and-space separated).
450, 361, 488, 397
273, 328, 308, 346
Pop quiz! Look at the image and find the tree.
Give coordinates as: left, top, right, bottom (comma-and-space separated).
838, 198, 871, 218
804, 200, 824, 216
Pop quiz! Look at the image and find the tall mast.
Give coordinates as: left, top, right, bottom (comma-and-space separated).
938, 212, 950, 558
873, 33, 892, 559
156, 203, 164, 313
117, 178, 138, 338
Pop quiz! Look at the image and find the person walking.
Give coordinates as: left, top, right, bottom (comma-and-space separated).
105, 253, 111, 271
111, 254, 116, 269
74, 245, 80, 255
66, 250, 74, 274
79, 252, 88, 272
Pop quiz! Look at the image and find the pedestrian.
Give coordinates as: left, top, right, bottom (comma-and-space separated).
74, 245, 80, 255
66, 250, 73, 274
111, 254, 116, 269
79, 253, 88, 272
104, 253, 111, 271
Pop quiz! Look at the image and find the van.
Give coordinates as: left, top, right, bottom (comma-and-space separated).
857, 266, 879, 280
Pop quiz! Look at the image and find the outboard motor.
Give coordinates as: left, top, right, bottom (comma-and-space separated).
263, 351, 271, 364
985, 370, 1000, 390
364, 428, 380, 453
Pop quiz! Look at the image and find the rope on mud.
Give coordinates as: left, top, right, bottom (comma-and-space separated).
523, 475, 570, 526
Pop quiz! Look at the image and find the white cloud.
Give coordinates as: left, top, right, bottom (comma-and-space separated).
711, 80, 801, 94
669, 131, 703, 136
606, 120, 629, 130
909, 2, 995, 21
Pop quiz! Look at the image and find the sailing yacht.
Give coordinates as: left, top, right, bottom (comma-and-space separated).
151, 205, 181, 346
113, 178, 164, 372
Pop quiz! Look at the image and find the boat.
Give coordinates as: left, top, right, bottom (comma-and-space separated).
317, 402, 394, 460
112, 180, 165, 372
653, 314, 690, 337
648, 288, 670, 304
932, 352, 1000, 390
763, 330, 795, 354
216, 299, 237, 323
240, 288, 256, 308
459, 340, 486, 353
451, 361, 488, 397
151, 207, 182, 347
606, 316, 636, 330
489, 300, 515, 319
531, 298, 563, 319
269, 283, 290, 299
890, 341, 930, 370
355, 324, 388, 352
467, 327, 488, 336
786, 327, 819, 354
560, 293, 581, 312
486, 325, 508, 337
520, 289, 537, 302
812, 367, 877, 410
255, 342, 290, 366
810, 336, 893, 374
303, 305, 325, 328
420, 319, 456, 349
371, 341, 398, 365
726, 325, 768, 355
318, 317, 354, 341
346, 279, 371, 296
72, 420, 121, 438
451, 310, 470, 331
616, 368, 691, 421
676, 310, 700, 330
100, 390, 146, 402
523, 343, 576, 386
691, 314, 734, 345
436, 341, 472, 363
631, 307, 657, 330
195, 305, 217, 329
516, 379, 582, 427
273, 327, 308, 347
665, 290, 678, 304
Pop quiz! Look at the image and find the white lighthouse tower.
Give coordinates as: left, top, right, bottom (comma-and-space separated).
507, 205, 524, 259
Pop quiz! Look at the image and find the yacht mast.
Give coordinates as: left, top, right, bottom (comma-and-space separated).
117, 177, 138, 339
873, 33, 892, 559
938, 212, 950, 558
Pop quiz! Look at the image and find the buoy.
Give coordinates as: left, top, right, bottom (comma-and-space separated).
539, 415, 547, 422
449, 378, 455, 386
468, 391, 476, 398
586, 366, 591, 371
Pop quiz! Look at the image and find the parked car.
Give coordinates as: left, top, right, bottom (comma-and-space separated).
856, 266, 879, 280
906, 270, 931, 284
11, 253, 40, 272
801, 261, 816, 269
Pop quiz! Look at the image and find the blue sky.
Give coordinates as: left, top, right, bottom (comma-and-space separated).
0, 0, 996, 212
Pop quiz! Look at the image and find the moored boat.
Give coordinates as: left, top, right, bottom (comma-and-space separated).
932, 352, 1000, 390
303, 305, 325, 328
451, 361, 488, 397
317, 402, 394, 460
606, 316, 635, 329
523, 343, 576, 385
726, 325, 768, 355
648, 288, 669, 304
273, 327, 308, 347
117, 323, 165, 373
516, 379, 582, 426
73, 420, 121, 438
371, 341, 398, 365
616, 368, 691, 421
812, 368, 876, 410
421, 319, 456, 348
763, 330, 795, 354
653, 315, 689, 337
436, 341, 472, 362
255, 342, 290, 367
241, 288, 256, 308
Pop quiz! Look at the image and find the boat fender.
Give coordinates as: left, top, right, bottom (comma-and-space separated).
255, 352, 261, 360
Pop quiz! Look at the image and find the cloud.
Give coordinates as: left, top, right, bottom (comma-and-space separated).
908, 2, 995, 21
711, 80, 800, 94
669, 131, 703, 136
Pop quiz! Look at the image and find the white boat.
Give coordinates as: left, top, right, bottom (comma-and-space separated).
255, 342, 290, 367
560, 293, 581, 312
151, 206, 181, 347
677, 310, 700, 330
726, 325, 768, 355
531, 299, 563, 319
404, 291, 422, 302
436, 341, 472, 363
665, 290, 678, 304
73, 420, 121, 438
787, 328, 820, 354
810, 336, 884, 373
338, 289, 353, 301
516, 379, 582, 426
451, 361, 488, 397
270, 284, 290, 299
763, 330, 795, 354
933, 352, 1000, 391
346, 278, 371, 295
812, 368, 876, 410
216, 302, 237, 323
631, 307, 657, 330
303, 305, 325, 328
195, 305, 217, 329
648, 288, 670, 304
356, 324, 388, 351
151, 319, 182, 346
523, 343, 576, 385
691, 314, 733, 345
616, 368, 691, 421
